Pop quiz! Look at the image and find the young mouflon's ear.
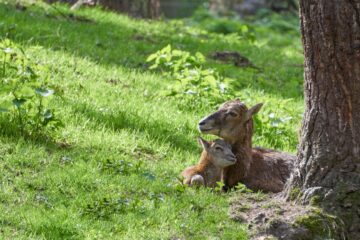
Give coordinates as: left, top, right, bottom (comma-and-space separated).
246, 103, 263, 120
197, 137, 210, 150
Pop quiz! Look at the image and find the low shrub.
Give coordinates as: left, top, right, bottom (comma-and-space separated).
147, 44, 234, 109
0, 39, 63, 139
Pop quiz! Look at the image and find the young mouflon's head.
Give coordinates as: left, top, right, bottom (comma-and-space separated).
198, 99, 263, 143
198, 137, 236, 167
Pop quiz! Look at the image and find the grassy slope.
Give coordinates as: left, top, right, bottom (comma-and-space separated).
0, 2, 303, 239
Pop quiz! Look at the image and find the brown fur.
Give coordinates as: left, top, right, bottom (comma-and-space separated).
181, 138, 236, 188
198, 99, 295, 192
182, 151, 223, 187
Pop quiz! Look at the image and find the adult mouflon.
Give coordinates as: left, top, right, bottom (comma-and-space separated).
198, 99, 295, 192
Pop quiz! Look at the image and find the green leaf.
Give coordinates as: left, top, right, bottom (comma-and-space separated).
44, 109, 53, 119
174, 184, 186, 193
12, 98, 26, 108
149, 64, 158, 70
201, 68, 215, 75
0, 108, 8, 113
172, 50, 183, 56
26, 66, 37, 79
146, 53, 158, 62
195, 52, 205, 62
35, 88, 54, 97
204, 75, 217, 86
142, 172, 156, 181
3, 48, 13, 54
0, 84, 12, 94
241, 25, 249, 33
0, 99, 12, 109
19, 86, 34, 97
162, 44, 171, 53
165, 90, 178, 96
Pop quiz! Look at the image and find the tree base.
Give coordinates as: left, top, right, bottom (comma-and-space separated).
284, 172, 360, 239
229, 192, 345, 240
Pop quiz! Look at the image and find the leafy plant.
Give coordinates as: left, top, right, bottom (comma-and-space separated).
147, 45, 233, 108
254, 12, 300, 33
234, 183, 253, 193
83, 190, 166, 220
214, 181, 225, 192
99, 158, 144, 175
206, 19, 256, 41
191, 8, 257, 43
0, 39, 63, 139
83, 196, 132, 220
253, 99, 299, 150
147, 45, 205, 71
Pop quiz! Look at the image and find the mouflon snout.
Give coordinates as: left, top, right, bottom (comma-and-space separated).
218, 152, 237, 167
226, 153, 237, 163
223, 147, 237, 164
198, 100, 264, 142
198, 112, 222, 134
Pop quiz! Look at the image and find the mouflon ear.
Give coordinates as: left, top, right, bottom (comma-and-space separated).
246, 103, 263, 120
197, 137, 210, 151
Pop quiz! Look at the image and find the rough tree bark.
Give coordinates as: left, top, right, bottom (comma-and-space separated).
147, 0, 160, 19
286, 0, 360, 238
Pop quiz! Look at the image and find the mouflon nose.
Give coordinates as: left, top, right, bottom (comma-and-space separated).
228, 155, 237, 162
199, 120, 206, 126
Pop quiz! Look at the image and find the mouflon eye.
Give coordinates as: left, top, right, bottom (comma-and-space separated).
228, 111, 238, 117
215, 146, 223, 151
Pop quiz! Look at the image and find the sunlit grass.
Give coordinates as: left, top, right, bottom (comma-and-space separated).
0, 1, 303, 239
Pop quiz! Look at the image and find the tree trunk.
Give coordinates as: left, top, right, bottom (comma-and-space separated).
148, 0, 160, 19
286, 0, 360, 238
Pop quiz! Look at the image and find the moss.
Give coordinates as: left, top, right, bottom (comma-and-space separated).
346, 191, 360, 202
295, 211, 325, 235
309, 195, 321, 206
335, 191, 360, 226
289, 187, 302, 201
294, 209, 341, 239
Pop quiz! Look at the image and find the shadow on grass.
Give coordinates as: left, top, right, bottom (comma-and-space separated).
0, 117, 58, 148
0, 2, 303, 99
69, 100, 199, 153
0, 96, 198, 156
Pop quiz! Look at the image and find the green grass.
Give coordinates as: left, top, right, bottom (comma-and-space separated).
0, 1, 303, 239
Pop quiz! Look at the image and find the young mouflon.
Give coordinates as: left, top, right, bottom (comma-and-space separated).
181, 137, 236, 188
